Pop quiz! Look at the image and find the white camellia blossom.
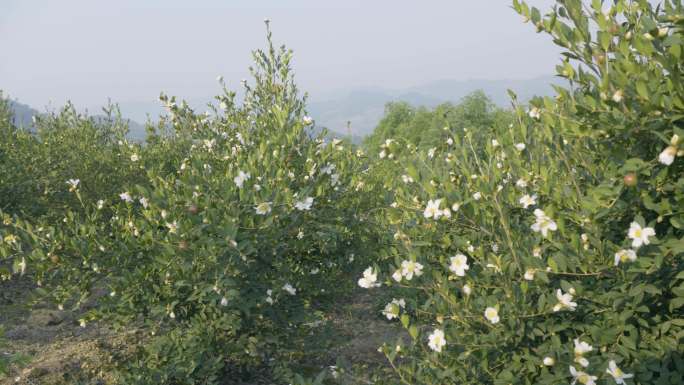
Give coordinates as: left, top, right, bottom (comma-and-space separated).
423, 199, 444, 219
573, 339, 593, 367
401, 260, 424, 280
449, 254, 469, 276
606, 360, 633, 384
658, 145, 677, 165
234, 170, 251, 188
381, 298, 406, 320
282, 283, 297, 295
358, 267, 380, 288
484, 307, 500, 324
294, 197, 314, 211
255, 202, 272, 215
531, 209, 557, 237
553, 288, 577, 312
569, 366, 597, 385
614, 249, 637, 266
427, 329, 446, 352
119, 192, 133, 203
514, 143, 526, 151
519, 194, 537, 209
524, 268, 535, 281
627, 222, 655, 248
543, 357, 555, 366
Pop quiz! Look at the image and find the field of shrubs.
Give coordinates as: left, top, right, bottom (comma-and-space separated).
1, 1, 683, 384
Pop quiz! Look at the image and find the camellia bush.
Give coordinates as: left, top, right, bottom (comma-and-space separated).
0, 25, 381, 384
359, 1, 684, 384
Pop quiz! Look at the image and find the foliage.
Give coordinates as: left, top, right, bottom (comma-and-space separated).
359, 1, 684, 384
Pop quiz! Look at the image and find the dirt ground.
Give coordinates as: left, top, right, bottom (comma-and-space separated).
1, 278, 403, 385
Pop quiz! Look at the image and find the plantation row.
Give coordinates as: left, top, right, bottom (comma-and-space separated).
1, 1, 684, 384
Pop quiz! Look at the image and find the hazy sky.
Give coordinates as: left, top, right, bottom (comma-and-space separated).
0, 0, 561, 110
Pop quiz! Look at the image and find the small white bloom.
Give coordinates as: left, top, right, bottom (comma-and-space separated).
659, 146, 677, 165
358, 267, 380, 288
553, 288, 577, 312
297, 230, 304, 239
524, 268, 535, 281
462, 284, 472, 296
165, 221, 178, 234
428, 329, 446, 352
484, 307, 500, 324
220, 297, 228, 306
528, 107, 541, 119
294, 197, 314, 211
519, 194, 537, 209
130, 153, 140, 162
139, 197, 149, 209
401, 260, 424, 280
401, 174, 414, 184
381, 298, 406, 320
449, 254, 469, 276
255, 202, 272, 215
514, 143, 526, 151
606, 360, 633, 384
282, 283, 297, 295
531, 209, 557, 237
516, 178, 528, 188
392, 269, 403, 282
446, 137, 454, 146
119, 192, 133, 203
627, 222, 655, 248
491, 139, 500, 147
614, 249, 637, 266
97, 199, 105, 209
234, 170, 251, 188
612, 90, 624, 103
543, 357, 555, 366
423, 199, 443, 219
66, 179, 80, 190
302, 115, 313, 125
473, 192, 482, 200
451, 202, 460, 212
569, 366, 597, 385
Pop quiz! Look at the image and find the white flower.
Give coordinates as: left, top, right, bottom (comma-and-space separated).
392, 269, 403, 282
302, 115, 313, 125
473, 192, 482, 200
297, 230, 304, 239
358, 267, 380, 288
462, 284, 472, 296
528, 107, 541, 119
234, 170, 251, 188
519, 194, 537, 209
220, 297, 228, 306
255, 202, 272, 215
531, 209, 557, 237
381, 298, 406, 320
658, 146, 677, 165
612, 90, 624, 103
379, 150, 386, 159
449, 254, 469, 276
97, 199, 105, 209
401, 174, 414, 184
524, 268, 535, 281
614, 249, 637, 266
484, 307, 500, 324
516, 178, 528, 188
427, 148, 436, 158
321, 163, 336, 175
627, 222, 655, 248
66, 179, 80, 190
446, 137, 454, 146
294, 197, 314, 211
130, 153, 140, 162
423, 199, 443, 219
282, 283, 297, 295
491, 139, 500, 147
553, 288, 577, 312
428, 329, 446, 352
514, 143, 526, 151
543, 357, 555, 366
139, 197, 149, 209
573, 339, 593, 367
401, 260, 424, 280
533, 246, 542, 258
451, 202, 460, 212
569, 366, 597, 385
165, 221, 178, 234
119, 192, 133, 203
606, 360, 633, 384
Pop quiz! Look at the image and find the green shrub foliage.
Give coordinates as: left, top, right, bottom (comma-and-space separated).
360, 1, 684, 384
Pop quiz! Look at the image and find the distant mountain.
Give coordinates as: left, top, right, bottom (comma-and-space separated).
306, 75, 562, 136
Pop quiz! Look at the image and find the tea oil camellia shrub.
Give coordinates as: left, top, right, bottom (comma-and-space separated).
358, 1, 684, 384
0, 25, 381, 384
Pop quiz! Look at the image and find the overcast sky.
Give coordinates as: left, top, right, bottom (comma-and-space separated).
0, 0, 561, 110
